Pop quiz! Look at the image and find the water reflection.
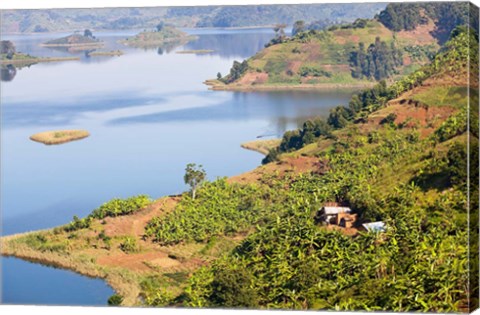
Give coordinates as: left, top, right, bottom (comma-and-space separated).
1, 64, 17, 81
183, 31, 274, 59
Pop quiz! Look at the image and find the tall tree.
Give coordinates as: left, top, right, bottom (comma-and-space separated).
184, 163, 206, 200
292, 20, 306, 36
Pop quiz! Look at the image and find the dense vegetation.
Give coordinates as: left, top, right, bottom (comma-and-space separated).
43, 33, 101, 46
263, 26, 477, 163
349, 38, 403, 80
131, 25, 479, 311
377, 2, 478, 43
145, 180, 274, 245
155, 111, 471, 311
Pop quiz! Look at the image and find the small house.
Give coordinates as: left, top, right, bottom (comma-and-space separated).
318, 205, 352, 225
361, 221, 386, 233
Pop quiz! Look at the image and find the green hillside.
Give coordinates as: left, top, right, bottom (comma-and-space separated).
175, 26, 478, 312
2, 25, 477, 311
213, 2, 475, 89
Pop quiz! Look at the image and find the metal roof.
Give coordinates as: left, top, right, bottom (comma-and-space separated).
362, 221, 386, 232
321, 206, 351, 215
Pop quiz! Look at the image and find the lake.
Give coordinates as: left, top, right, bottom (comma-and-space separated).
0, 28, 355, 305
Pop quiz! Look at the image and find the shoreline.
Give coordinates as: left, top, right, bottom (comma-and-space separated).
240, 139, 281, 155
39, 42, 104, 48
204, 79, 375, 91
0, 141, 276, 306
1, 234, 139, 305
1, 56, 80, 65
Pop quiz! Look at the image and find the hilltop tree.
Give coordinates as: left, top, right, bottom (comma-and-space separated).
273, 23, 287, 40
84, 29, 93, 38
156, 22, 165, 32
292, 20, 306, 36
184, 163, 206, 200
1, 40, 16, 59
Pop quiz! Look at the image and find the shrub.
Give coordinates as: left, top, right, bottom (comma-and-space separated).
107, 294, 123, 306
120, 236, 138, 253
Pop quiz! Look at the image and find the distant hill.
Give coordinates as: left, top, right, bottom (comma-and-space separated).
1, 4, 386, 34
42, 33, 103, 47
212, 2, 475, 90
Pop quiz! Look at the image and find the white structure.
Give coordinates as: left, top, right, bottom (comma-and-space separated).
362, 221, 386, 233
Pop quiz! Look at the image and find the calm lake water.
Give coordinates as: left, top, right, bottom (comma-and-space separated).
1, 28, 355, 306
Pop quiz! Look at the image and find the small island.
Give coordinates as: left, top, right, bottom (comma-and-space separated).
1, 40, 79, 66
87, 50, 124, 57
119, 22, 196, 48
30, 130, 90, 145
41, 30, 104, 49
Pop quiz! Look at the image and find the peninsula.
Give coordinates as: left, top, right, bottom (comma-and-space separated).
209, 11, 449, 90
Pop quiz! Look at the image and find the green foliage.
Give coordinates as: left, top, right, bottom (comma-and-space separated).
90, 195, 151, 219
446, 142, 468, 186
263, 118, 333, 164
0, 40, 16, 58
298, 66, 332, 78
292, 20, 306, 36
140, 276, 178, 306
107, 294, 123, 306
378, 2, 477, 42
120, 236, 139, 253
350, 38, 403, 80
24, 233, 68, 253
183, 127, 469, 311
380, 113, 397, 125
145, 179, 273, 245
433, 111, 467, 143
64, 215, 92, 232
223, 60, 249, 84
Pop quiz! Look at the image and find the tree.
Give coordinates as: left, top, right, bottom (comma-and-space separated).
84, 29, 93, 38
273, 23, 287, 40
184, 163, 206, 200
292, 20, 306, 36
156, 22, 165, 32
217, 72, 222, 80
108, 294, 123, 306
1, 40, 15, 59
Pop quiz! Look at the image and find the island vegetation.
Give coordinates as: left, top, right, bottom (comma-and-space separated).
119, 23, 196, 48
1, 15, 478, 312
41, 29, 104, 48
1, 40, 80, 66
30, 130, 90, 145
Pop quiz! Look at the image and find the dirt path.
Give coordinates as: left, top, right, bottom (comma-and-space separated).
103, 196, 179, 238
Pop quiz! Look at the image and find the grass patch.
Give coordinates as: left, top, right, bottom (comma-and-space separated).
410, 86, 468, 108
30, 129, 89, 145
